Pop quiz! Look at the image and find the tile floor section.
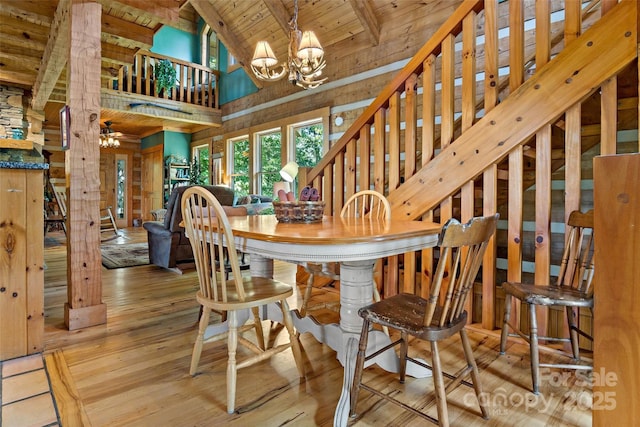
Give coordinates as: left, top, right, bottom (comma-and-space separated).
1, 354, 61, 427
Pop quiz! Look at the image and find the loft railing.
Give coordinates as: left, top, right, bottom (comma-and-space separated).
303, 0, 638, 342
115, 50, 220, 109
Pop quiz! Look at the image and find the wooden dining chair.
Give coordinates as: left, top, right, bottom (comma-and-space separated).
299, 190, 391, 317
350, 214, 498, 426
181, 186, 304, 414
500, 209, 594, 394
44, 187, 67, 236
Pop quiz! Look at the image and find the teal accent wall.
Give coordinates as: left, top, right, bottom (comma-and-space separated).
164, 131, 191, 161
141, 132, 164, 150
141, 131, 191, 161
219, 43, 258, 104
151, 26, 198, 62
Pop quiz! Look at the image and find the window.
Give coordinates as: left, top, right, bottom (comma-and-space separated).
201, 25, 218, 70
290, 120, 324, 195
229, 137, 250, 198
256, 130, 282, 197
223, 108, 329, 198
191, 144, 210, 185
228, 53, 240, 73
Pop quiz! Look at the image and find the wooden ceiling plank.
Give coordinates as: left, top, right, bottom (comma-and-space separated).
0, 2, 53, 27
101, 14, 154, 50
0, 50, 42, 71
348, 0, 380, 46
189, 0, 263, 88
32, 0, 71, 111
0, 70, 36, 87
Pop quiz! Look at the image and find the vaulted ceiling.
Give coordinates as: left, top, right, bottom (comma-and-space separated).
0, 0, 459, 138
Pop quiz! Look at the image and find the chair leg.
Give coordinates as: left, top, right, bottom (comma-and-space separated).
349, 319, 371, 418
300, 272, 315, 317
280, 299, 305, 378
398, 331, 408, 384
430, 340, 449, 427
528, 304, 540, 395
190, 306, 210, 376
500, 293, 512, 354
566, 306, 580, 359
251, 307, 265, 350
226, 310, 239, 414
460, 329, 489, 419
372, 281, 389, 337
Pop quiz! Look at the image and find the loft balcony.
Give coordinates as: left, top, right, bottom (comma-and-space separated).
102, 50, 221, 129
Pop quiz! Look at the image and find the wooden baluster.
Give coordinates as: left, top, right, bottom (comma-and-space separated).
334, 151, 344, 214
193, 67, 199, 105
207, 71, 213, 108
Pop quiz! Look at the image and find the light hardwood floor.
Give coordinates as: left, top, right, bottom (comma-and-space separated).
40, 228, 592, 426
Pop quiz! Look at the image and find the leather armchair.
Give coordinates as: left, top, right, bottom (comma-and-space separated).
143, 185, 235, 269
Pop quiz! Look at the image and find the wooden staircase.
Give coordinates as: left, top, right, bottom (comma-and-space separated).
302, 0, 639, 334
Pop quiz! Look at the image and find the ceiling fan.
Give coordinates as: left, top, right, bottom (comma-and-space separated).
99, 121, 122, 148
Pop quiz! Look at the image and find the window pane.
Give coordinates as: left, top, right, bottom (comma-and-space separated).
192, 145, 209, 185
258, 131, 281, 197
231, 138, 250, 197
209, 31, 218, 70
293, 122, 323, 194
295, 123, 323, 167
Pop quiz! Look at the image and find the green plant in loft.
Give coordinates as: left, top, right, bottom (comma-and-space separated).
154, 59, 177, 94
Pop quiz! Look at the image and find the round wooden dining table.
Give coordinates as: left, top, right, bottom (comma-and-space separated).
217, 214, 441, 426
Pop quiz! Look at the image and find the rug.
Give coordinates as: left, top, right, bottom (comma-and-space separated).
101, 242, 150, 269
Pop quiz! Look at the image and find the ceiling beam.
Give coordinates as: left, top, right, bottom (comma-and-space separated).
101, 43, 136, 66
348, 0, 380, 46
188, 0, 263, 88
32, 0, 71, 110
263, 0, 291, 35
96, 0, 181, 27
101, 14, 154, 50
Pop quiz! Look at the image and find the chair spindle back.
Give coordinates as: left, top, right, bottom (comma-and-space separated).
556, 210, 594, 295
182, 186, 246, 303
424, 214, 499, 328
340, 190, 391, 220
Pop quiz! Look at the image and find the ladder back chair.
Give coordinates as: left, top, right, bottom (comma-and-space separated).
350, 214, 499, 426
100, 206, 120, 242
300, 190, 391, 317
500, 209, 594, 394
44, 187, 67, 235
181, 186, 304, 414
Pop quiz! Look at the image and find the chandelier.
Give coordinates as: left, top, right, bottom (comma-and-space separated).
250, 0, 326, 89
99, 121, 120, 148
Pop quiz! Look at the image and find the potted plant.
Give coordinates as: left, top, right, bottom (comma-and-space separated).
154, 59, 177, 94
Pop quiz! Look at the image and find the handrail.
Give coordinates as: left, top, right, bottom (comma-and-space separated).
115, 50, 220, 109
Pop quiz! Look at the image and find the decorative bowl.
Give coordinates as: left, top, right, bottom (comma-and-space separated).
273, 200, 325, 223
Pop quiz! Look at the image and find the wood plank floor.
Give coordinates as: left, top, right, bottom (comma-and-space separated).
41, 228, 591, 426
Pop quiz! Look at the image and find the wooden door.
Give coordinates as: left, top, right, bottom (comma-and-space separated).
99, 152, 116, 214
141, 145, 163, 221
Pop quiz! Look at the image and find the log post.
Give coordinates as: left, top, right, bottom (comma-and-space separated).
64, 1, 106, 330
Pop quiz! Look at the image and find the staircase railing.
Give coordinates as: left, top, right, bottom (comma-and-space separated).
115, 50, 220, 109
303, 0, 638, 338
